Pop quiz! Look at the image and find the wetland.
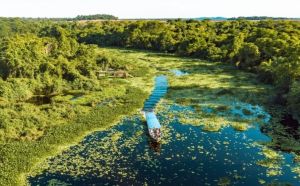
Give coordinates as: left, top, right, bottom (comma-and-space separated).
1, 18, 300, 186
28, 49, 300, 186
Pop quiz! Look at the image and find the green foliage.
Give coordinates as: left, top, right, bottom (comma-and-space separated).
75, 14, 118, 20
0, 24, 134, 98
0, 34, 48, 79
228, 32, 245, 61
0, 18, 300, 184
0, 19, 153, 184
228, 16, 300, 21
236, 42, 260, 69
0, 86, 147, 185
0, 18, 45, 37
287, 81, 300, 120
0, 19, 149, 143
0, 78, 34, 101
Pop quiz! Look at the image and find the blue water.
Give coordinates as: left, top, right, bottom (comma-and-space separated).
170, 69, 189, 76
29, 105, 300, 186
143, 75, 168, 111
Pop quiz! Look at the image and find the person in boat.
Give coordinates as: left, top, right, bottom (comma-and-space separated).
154, 128, 161, 139
145, 112, 162, 141
149, 128, 161, 140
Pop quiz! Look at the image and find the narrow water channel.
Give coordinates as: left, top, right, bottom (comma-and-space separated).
29, 71, 300, 186
143, 75, 168, 111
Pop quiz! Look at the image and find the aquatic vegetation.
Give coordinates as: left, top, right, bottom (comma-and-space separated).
29, 115, 174, 184
155, 56, 273, 133
266, 169, 282, 177
217, 177, 231, 186
216, 105, 230, 112
175, 97, 198, 106
202, 123, 223, 132
256, 147, 284, 177
169, 100, 270, 132
262, 148, 283, 160
258, 179, 266, 184
0, 17, 299, 185
0, 85, 149, 185
29, 100, 300, 185
1, 48, 296, 185
292, 165, 300, 178
111, 131, 123, 142
46, 179, 71, 186
178, 117, 202, 126
231, 123, 249, 131
294, 155, 300, 163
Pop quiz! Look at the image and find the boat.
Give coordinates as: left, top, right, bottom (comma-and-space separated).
145, 111, 162, 141
141, 75, 167, 142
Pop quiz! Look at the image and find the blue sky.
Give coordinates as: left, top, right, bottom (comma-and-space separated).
0, 0, 299, 18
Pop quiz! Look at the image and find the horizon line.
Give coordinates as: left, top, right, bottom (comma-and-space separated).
1, 15, 300, 19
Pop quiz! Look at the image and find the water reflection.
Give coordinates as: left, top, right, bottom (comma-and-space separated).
281, 114, 300, 140
149, 140, 161, 153
170, 69, 189, 76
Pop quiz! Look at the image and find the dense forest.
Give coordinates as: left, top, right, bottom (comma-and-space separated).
74, 14, 118, 20
76, 19, 300, 121
0, 17, 150, 185
0, 18, 299, 137
0, 18, 143, 142
227, 16, 300, 21
194, 16, 300, 21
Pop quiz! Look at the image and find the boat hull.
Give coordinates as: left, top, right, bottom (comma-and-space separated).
145, 112, 162, 141
148, 128, 161, 142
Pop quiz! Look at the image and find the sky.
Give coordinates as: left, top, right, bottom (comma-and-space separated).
0, 0, 299, 19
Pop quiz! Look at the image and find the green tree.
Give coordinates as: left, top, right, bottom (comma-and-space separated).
0, 34, 47, 79
228, 32, 245, 62
236, 43, 260, 69
287, 80, 300, 120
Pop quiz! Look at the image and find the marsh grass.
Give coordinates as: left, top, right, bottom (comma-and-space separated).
161, 60, 273, 132
0, 86, 148, 186
112, 48, 274, 134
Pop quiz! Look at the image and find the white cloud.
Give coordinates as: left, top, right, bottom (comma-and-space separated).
0, 0, 299, 18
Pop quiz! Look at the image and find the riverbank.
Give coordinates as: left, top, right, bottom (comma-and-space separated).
0, 86, 150, 185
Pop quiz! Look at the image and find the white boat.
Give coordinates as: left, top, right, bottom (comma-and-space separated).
141, 76, 167, 141
145, 111, 161, 141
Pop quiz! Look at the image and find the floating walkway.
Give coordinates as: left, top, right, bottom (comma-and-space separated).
142, 76, 168, 141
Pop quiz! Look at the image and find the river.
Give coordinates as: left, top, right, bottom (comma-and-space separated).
28, 70, 300, 186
